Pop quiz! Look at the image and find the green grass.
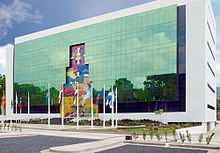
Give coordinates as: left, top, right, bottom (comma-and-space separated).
125, 127, 175, 135
61, 126, 176, 136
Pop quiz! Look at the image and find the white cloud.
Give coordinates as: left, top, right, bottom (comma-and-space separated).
0, 0, 42, 39
0, 47, 6, 74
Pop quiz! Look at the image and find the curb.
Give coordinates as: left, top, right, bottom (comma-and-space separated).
49, 142, 121, 153
124, 140, 220, 150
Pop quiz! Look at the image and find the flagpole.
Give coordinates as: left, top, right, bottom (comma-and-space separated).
90, 84, 94, 128
76, 82, 79, 129
103, 84, 106, 128
19, 97, 22, 114
1, 89, 4, 124
27, 92, 30, 115
15, 92, 18, 115
111, 85, 114, 128
61, 86, 64, 127
115, 87, 118, 128
48, 83, 50, 128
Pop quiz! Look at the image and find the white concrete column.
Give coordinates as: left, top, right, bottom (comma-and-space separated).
5, 44, 14, 117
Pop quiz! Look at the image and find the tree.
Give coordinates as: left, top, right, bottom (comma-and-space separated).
0, 74, 5, 115
133, 88, 148, 102
114, 78, 134, 102
0, 74, 5, 98
217, 99, 220, 110
217, 99, 220, 120
154, 108, 164, 126
14, 83, 59, 106
143, 74, 177, 101
50, 87, 59, 105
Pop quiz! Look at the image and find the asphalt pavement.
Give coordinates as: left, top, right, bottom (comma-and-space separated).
0, 135, 95, 153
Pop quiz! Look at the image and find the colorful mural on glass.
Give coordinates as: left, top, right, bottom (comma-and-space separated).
60, 44, 98, 117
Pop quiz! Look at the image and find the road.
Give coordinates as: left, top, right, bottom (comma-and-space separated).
0, 135, 95, 153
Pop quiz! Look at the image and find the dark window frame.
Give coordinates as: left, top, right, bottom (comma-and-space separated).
207, 83, 215, 93
207, 104, 215, 110
207, 42, 215, 61
207, 21, 216, 45
207, 62, 215, 77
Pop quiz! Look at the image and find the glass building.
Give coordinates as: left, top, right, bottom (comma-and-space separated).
14, 0, 216, 127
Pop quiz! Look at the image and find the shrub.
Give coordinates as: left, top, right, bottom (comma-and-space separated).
149, 129, 154, 140
179, 132, 186, 143
164, 130, 168, 142
19, 125, 22, 132
132, 132, 139, 141
198, 133, 203, 143
3, 123, 6, 130
7, 124, 10, 131
186, 131, 192, 143
155, 131, 162, 141
10, 124, 14, 131
143, 131, 147, 141
172, 129, 177, 142
206, 133, 215, 145
80, 120, 89, 126
15, 124, 18, 131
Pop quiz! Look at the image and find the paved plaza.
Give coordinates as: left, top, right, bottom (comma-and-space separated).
0, 124, 220, 153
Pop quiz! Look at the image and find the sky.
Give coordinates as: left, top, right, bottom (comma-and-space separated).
0, 0, 219, 82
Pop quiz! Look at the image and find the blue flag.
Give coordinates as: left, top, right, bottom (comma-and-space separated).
45, 94, 48, 105
96, 88, 104, 104
106, 88, 115, 108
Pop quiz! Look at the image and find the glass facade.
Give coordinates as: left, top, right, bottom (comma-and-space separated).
14, 5, 186, 113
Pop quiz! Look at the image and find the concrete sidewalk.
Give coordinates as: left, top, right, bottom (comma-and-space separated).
19, 124, 124, 140
2, 123, 220, 153
44, 137, 124, 153
0, 114, 60, 121
20, 124, 125, 153
21, 124, 117, 131
211, 122, 220, 145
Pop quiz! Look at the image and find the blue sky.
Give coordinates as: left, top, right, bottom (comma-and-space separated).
0, 0, 219, 75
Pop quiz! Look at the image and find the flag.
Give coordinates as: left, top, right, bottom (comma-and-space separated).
15, 92, 18, 113
81, 84, 91, 106
77, 64, 89, 75
106, 88, 115, 109
18, 97, 23, 113
45, 93, 48, 105
67, 67, 78, 84
19, 97, 22, 104
58, 88, 63, 104
11, 100, 13, 109
73, 88, 78, 105
63, 84, 73, 96
96, 88, 104, 104
28, 92, 30, 114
